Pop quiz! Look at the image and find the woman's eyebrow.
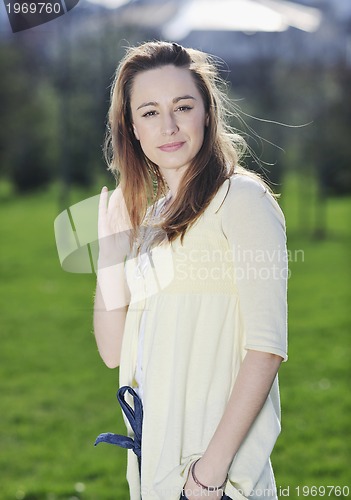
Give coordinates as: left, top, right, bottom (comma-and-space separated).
137, 101, 158, 110
137, 95, 196, 110
173, 95, 196, 103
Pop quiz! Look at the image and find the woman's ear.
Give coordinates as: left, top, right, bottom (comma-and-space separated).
132, 124, 140, 141
205, 114, 209, 127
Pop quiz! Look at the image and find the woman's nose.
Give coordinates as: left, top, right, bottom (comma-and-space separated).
161, 113, 179, 136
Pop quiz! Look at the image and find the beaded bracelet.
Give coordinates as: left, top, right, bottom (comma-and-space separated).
191, 458, 228, 492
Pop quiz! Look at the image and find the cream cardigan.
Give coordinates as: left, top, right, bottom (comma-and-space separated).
119, 173, 288, 500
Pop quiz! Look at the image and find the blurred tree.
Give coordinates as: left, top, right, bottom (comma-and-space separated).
274, 62, 351, 197
51, 19, 146, 192
64, 35, 107, 187
0, 44, 29, 180
12, 82, 59, 192
227, 58, 286, 188
0, 42, 59, 192
314, 63, 351, 197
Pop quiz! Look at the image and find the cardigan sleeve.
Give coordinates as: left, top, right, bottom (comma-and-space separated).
221, 174, 288, 361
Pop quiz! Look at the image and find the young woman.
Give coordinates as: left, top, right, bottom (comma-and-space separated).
94, 41, 288, 500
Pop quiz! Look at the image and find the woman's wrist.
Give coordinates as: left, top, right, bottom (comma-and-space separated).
191, 459, 228, 492
193, 454, 230, 490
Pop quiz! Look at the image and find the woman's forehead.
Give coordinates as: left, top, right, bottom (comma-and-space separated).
130, 65, 201, 103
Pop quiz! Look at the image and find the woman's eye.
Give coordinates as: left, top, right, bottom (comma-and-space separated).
176, 106, 193, 112
142, 110, 157, 118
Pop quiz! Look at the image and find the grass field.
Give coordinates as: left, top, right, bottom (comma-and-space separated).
0, 175, 350, 500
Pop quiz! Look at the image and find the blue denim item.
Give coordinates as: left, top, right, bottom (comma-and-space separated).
94, 386, 143, 473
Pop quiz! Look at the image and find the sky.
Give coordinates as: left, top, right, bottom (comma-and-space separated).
87, 0, 130, 8
85, 0, 322, 35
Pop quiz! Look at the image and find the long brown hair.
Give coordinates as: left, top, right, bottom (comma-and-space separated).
104, 41, 247, 244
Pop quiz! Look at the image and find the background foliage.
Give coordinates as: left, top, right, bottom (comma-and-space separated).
1, 13, 350, 197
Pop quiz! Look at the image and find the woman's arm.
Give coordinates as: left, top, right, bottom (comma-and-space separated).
184, 176, 287, 498
93, 272, 129, 369
93, 187, 132, 369
183, 350, 282, 498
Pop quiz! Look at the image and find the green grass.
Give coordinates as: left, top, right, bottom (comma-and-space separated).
272, 175, 351, 496
0, 185, 128, 500
0, 176, 350, 499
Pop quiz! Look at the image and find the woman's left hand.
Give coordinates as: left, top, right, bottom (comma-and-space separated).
183, 458, 227, 499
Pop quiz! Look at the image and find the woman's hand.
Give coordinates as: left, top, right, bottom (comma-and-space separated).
97, 186, 132, 268
183, 458, 227, 499
95, 186, 132, 313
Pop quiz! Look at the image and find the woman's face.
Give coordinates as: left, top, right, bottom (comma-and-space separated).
130, 65, 208, 182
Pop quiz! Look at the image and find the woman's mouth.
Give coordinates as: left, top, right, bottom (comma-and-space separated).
158, 142, 185, 152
